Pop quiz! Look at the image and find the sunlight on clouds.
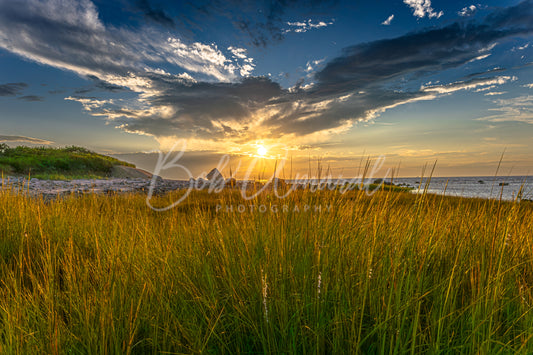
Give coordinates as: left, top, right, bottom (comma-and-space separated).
403, 0, 443, 19
421, 76, 515, 94
476, 95, 533, 124
65, 96, 114, 112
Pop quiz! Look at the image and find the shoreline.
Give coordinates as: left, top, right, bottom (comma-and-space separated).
1, 175, 531, 203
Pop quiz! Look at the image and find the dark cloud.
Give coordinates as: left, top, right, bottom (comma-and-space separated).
74, 88, 94, 94
94, 81, 127, 92
117, 75, 283, 140
464, 67, 507, 79
115, 1, 533, 140
17, 95, 44, 102
0, 0, 244, 83
315, 1, 533, 98
1, 0, 531, 144
136, 0, 174, 27
0, 82, 28, 96
0, 1, 139, 78
73, 75, 128, 94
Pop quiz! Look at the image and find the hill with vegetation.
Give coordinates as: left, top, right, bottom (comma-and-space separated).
0, 144, 135, 179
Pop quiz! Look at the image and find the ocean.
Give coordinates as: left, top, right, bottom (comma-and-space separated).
285, 175, 533, 201
393, 176, 533, 201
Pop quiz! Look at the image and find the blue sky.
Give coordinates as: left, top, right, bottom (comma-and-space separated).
0, 0, 532, 177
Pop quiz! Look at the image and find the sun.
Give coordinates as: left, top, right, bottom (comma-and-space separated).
257, 145, 267, 157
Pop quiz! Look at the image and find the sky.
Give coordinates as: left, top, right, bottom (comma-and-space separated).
0, 0, 532, 178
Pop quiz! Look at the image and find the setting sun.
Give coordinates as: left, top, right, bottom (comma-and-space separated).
257, 145, 267, 156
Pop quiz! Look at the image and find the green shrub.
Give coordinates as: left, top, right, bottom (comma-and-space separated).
0, 145, 134, 178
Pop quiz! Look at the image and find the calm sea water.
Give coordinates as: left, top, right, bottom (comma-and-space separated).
286, 176, 533, 201
393, 176, 533, 201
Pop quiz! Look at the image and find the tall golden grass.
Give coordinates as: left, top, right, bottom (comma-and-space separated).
1, 183, 533, 353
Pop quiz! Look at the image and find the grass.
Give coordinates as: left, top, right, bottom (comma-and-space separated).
0, 181, 533, 354
0, 144, 134, 179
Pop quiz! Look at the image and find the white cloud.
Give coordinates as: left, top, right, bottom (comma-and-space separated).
476, 95, 533, 124
305, 58, 325, 73
458, 5, 477, 17
162, 38, 237, 81
421, 76, 515, 94
65, 96, 114, 112
513, 43, 530, 51
240, 64, 255, 77
227, 46, 247, 59
484, 91, 506, 96
479, 42, 498, 52
0, 0, 252, 83
467, 53, 491, 63
403, 0, 443, 19
523, 83, 533, 88
475, 85, 495, 92
227, 46, 255, 77
381, 14, 394, 25
284, 19, 334, 33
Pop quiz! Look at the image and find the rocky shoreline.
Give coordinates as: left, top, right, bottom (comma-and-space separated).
0, 167, 408, 201
1, 176, 189, 199
0, 170, 273, 200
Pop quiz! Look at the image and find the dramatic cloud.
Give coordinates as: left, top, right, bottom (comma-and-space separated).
61, 1, 533, 145
403, 0, 443, 19
0, 82, 28, 96
1, 0, 532, 150
0, 0, 248, 82
458, 5, 477, 17
284, 19, 334, 33
0, 135, 53, 144
381, 14, 394, 26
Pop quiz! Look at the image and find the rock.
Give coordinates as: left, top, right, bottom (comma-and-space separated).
206, 168, 223, 181
152, 175, 164, 183
195, 178, 208, 189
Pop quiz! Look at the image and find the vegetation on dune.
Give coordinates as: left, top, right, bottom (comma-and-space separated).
0, 144, 135, 179
1, 184, 533, 353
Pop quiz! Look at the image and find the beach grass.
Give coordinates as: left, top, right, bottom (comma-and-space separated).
1, 184, 533, 354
